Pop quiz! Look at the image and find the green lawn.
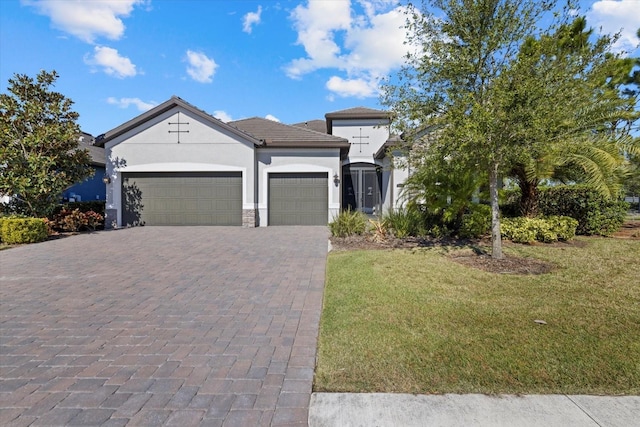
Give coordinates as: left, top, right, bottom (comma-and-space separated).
315, 238, 640, 395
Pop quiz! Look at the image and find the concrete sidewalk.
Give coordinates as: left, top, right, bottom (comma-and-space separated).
309, 393, 640, 427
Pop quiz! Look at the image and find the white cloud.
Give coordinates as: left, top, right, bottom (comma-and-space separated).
84, 46, 137, 78
185, 50, 218, 83
243, 5, 262, 34
285, 0, 352, 78
265, 114, 280, 122
285, 1, 408, 98
326, 76, 378, 98
588, 0, 640, 54
213, 110, 233, 122
107, 97, 157, 111
22, 0, 147, 44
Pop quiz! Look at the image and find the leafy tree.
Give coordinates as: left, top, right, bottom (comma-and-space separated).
383, 1, 638, 257
0, 70, 92, 217
383, 0, 554, 258
504, 17, 639, 216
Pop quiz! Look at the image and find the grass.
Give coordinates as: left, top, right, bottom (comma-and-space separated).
315, 238, 640, 395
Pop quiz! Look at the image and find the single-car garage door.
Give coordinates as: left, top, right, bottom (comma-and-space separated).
269, 173, 328, 225
122, 172, 242, 226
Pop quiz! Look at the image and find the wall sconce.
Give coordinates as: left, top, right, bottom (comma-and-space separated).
333, 173, 340, 186
102, 175, 111, 184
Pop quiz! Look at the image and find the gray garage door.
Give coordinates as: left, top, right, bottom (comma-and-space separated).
269, 173, 328, 226
121, 172, 242, 226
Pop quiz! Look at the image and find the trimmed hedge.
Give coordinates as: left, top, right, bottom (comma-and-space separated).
501, 216, 578, 244
537, 186, 628, 236
0, 217, 48, 244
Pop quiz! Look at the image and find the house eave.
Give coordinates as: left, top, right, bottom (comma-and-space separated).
96, 96, 264, 147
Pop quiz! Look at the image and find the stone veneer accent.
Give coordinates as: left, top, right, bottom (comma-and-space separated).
242, 209, 256, 228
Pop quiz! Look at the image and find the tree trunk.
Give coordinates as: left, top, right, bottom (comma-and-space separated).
519, 178, 539, 217
512, 165, 539, 217
489, 161, 503, 259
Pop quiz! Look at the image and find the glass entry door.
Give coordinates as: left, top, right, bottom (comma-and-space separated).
342, 163, 382, 215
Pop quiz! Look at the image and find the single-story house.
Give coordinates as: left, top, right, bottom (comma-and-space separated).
97, 96, 408, 227
63, 132, 106, 202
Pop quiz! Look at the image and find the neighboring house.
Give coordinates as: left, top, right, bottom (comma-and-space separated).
97, 96, 408, 227
63, 132, 106, 202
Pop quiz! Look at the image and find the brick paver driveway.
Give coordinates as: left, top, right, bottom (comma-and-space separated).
1, 226, 328, 426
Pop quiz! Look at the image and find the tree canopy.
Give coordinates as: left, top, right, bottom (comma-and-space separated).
383, 0, 639, 257
0, 70, 92, 217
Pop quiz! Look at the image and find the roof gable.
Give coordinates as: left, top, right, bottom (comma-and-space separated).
96, 96, 263, 147
324, 106, 392, 135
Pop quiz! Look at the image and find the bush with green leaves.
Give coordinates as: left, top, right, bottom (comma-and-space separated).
537, 186, 627, 236
545, 215, 579, 241
501, 216, 578, 243
459, 204, 492, 238
0, 217, 48, 244
329, 209, 368, 237
384, 208, 425, 238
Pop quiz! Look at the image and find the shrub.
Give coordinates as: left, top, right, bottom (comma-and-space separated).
51, 208, 104, 232
0, 217, 48, 244
384, 208, 424, 238
499, 188, 522, 218
368, 219, 388, 242
53, 200, 106, 216
501, 216, 578, 244
501, 217, 538, 244
329, 209, 368, 237
538, 186, 628, 236
459, 204, 491, 238
546, 215, 579, 241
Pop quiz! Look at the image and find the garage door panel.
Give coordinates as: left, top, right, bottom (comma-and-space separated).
269, 173, 328, 226
122, 172, 242, 226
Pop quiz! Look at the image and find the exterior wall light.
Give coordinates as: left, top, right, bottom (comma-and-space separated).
102, 175, 111, 184
333, 173, 340, 186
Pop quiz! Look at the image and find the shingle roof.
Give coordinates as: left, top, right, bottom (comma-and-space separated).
78, 132, 105, 166
230, 117, 349, 149
95, 96, 263, 147
291, 119, 327, 134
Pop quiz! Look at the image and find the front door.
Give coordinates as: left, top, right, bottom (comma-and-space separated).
342, 163, 382, 215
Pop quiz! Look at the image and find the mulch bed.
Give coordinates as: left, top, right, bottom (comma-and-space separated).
330, 234, 555, 275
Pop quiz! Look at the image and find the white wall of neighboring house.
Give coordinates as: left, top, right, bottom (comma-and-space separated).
257, 148, 342, 226
104, 106, 256, 227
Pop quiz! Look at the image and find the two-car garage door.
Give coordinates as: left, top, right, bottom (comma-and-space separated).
121, 172, 242, 226
120, 171, 328, 226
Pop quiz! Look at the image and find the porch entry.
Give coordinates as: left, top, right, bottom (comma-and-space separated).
342, 163, 382, 215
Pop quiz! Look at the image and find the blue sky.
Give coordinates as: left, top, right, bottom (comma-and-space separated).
1, 0, 639, 137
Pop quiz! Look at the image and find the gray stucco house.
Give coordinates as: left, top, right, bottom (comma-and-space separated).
97, 96, 408, 227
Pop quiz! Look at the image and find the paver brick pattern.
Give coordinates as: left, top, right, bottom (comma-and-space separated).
0, 226, 328, 426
